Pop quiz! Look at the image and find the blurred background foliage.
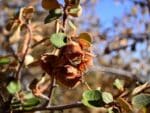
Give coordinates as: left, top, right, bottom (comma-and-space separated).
0, 0, 150, 113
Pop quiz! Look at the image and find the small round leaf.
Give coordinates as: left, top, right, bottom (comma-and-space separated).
82, 90, 104, 107
22, 92, 40, 109
132, 94, 150, 109
50, 33, 67, 48
102, 92, 113, 104
7, 81, 21, 94
0, 57, 10, 65
113, 79, 124, 91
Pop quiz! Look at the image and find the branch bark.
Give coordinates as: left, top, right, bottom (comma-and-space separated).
14, 101, 84, 113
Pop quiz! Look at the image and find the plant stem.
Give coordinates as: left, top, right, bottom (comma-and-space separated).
41, 75, 56, 107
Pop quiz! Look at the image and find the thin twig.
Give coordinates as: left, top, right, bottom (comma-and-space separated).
15, 24, 32, 81
41, 75, 56, 107
14, 101, 84, 113
62, 5, 68, 31
47, 77, 56, 106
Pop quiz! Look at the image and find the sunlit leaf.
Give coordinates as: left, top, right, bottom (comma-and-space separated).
113, 79, 124, 91
7, 81, 21, 94
82, 90, 104, 108
50, 33, 67, 48
102, 92, 113, 104
0, 57, 10, 65
44, 8, 62, 24
132, 94, 150, 109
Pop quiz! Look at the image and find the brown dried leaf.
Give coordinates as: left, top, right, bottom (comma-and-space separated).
117, 97, 133, 113
42, 0, 61, 10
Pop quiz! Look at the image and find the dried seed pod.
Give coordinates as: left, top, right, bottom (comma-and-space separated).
40, 54, 59, 75
55, 66, 81, 88
78, 38, 91, 51
59, 41, 83, 66
59, 41, 82, 55
78, 53, 93, 71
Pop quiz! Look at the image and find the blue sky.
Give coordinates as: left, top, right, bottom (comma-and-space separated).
95, 0, 133, 28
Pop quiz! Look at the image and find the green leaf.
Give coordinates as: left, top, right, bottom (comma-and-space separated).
50, 33, 67, 48
23, 92, 36, 99
82, 90, 104, 108
44, 8, 62, 24
132, 94, 150, 109
102, 92, 113, 104
22, 92, 40, 109
7, 81, 21, 94
23, 98, 40, 107
0, 57, 10, 65
113, 79, 124, 91
11, 98, 22, 110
